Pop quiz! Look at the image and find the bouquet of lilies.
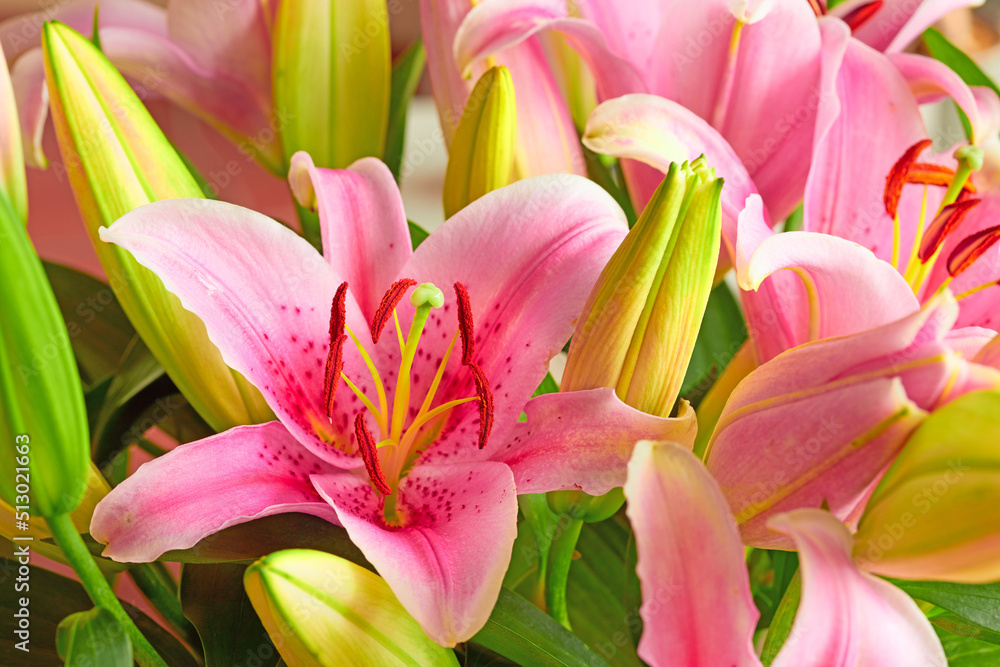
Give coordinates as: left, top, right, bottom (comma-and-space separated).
4, 0, 1000, 665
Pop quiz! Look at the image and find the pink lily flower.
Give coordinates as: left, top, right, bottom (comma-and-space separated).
89, 155, 696, 645
3, 0, 280, 172
804, 17, 1000, 334
624, 440, 946, 667
453, 0, 823, 218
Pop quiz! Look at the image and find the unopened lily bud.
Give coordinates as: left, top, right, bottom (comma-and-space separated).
551, 158, 721, 521
855, 389, 1000, 583
562, 157, 723, 415
244, 549, 459, 665
442, 66, 516, 219
43, 22, 272, 432
0, 193, 88, 516
274, 0, 390, 172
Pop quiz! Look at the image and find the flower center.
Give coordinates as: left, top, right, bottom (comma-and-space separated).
882, 140, 1000, 301
807, 0, 883, 32
319, 279, 494, 514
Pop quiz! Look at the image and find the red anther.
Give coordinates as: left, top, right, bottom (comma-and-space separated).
354, 413, 392, 495
884, 139, 933, 219
842, 0, 883, 32
322, 282, 349, 417
454, 282, 476, 365
806, 0, 825, 18
467, 362, 495, 450
948, 225, 1000, 277
371, 278, 417, 343
918, 199, 981, 263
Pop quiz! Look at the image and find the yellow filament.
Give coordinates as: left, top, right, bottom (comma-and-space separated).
891, 212, 901, 271
393, 310, 405, 354
902, 186, 929, 288
420, 331, 459, 416
338, 372, 385, 434
345, 324, 389, 425
956, 280, 998, 301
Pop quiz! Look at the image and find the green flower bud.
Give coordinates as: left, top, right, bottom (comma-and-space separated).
855, 390, 1000, 583
0, 189, 88, 516
562, 157, 723, 416
43, 21, 272, 432
273, 0, 390, 172
244, 549, 459, 666
442, 66, 516, 219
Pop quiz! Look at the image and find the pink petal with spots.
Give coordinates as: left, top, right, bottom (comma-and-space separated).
397, 175, 628, 459
290, 154, 413, 323
494, 388, 697, 495
769, 510, 946, 667
90, 422, 342, 562
100, 199, 368, 468
311, 461, 519, 646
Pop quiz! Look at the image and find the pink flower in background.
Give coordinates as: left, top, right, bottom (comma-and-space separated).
624, 440, 947, 666
90, 155, 696, 645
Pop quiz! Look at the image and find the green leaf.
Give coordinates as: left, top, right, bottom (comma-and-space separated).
90, 335, 165, 454
181, 563, 280, 667
42, 262, 135, 388
0, 189, 90, 516
385, 40, 427, 181
750, 549, 799, 630
56, 607, 132, 667
409, 220, 430, 249
760, 571, 801, 665
936, 626, 1000, 666
472, 589, 612, 667
0, 558, 198, 666
680, 281, 748, 406
922, 28, 1000, 142
81, 513, 371, 567
566, 518, 644, 667
931, 609, 1000, 645
533, 373, 560, 397
889, 579, 1000, 633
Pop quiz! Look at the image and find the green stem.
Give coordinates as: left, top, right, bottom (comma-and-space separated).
46, 513, 168, 667
129, 563, 199, 650
544, 517, 584, 630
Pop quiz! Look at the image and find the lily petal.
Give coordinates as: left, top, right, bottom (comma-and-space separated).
497, 389, 697, 495
582, 93, 761, 251
890, 52, 984, 142
90, 422, 342, 562
312, 461, 518, 646
453, 0, 645, 101
805, 20, 927, 264
291, 154, 413, 323
100, 199, 367, 468
738, 225, 920, 353
648, 0, 822, 221
575, 0, 665, 82
402, 175, 628, 456
769, 509, 946, 667
624, 440, 760, 667
835, 0, 984, 54
706, 376, 925, 548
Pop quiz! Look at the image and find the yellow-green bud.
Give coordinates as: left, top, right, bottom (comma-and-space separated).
442, 66, 516, 219
561, 157, 723, 416
244, 549, 459, 666
0, 190, 88, 516
273, 0, 390, 172
855, 390, 1000, 583
43, 21, 272, 432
